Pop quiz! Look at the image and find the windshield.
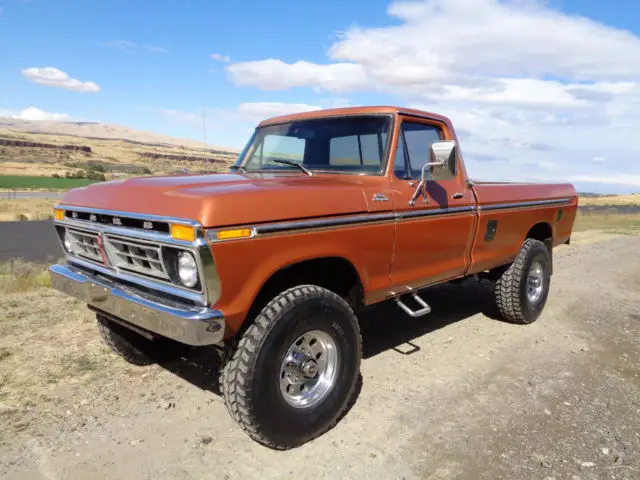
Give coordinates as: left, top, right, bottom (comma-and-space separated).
235, 115, 391, 174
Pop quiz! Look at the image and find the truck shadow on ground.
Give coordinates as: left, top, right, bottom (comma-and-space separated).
158, 278, 500, 399
359, 278, 499, 359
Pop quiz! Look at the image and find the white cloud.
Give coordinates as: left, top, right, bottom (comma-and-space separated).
224, 0, 640, 192
236, 102, 321, 121
591, 156, 606, 163
103, 40, 167, 54
22, 67, 100, 92
158, 102, 321, 127
210, 53, 230, 63
228, 59, 368, 92
10, 107, 70, 121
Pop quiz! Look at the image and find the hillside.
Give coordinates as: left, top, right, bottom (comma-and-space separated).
0, 118, 239, 183
0, 118, 234, 152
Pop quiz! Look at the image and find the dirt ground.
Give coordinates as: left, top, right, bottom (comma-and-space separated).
1, 232, 639, 480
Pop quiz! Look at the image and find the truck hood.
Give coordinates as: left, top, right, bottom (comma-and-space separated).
60, 172, 374, 228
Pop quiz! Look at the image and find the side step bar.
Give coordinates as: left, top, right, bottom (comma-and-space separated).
395, 292, 431, 318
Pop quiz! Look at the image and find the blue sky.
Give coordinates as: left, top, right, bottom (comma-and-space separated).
1, 0, 640, 193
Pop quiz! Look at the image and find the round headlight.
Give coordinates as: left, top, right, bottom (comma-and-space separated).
64, 230, 73, 252
177, 252, 198, 288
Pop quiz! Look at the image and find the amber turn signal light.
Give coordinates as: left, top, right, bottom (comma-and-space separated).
170, 224, 196, 242
54, 209, 65, 220
216, 228, 253, 241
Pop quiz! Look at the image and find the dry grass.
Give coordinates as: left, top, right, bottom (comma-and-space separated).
0, 161, 74, 177
0, 198, 57, 221
578, 194, 640, 206
0, 259, 53, 294
573, 211, 640, 233
0, 263, 157, 430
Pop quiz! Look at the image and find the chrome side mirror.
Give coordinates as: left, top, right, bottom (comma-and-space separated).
409, 140, 457, 206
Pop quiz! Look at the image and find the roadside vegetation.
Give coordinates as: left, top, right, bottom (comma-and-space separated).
0, 259, 53, 295
0, 259, 146, 430
0, 175, 98, 190
578, 193, 640, 206
573, 211, 640, 233
0, 198, 57, 221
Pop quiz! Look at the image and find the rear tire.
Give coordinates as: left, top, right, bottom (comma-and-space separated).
96, 314, 191, 366
220, 285, 361, 450
494, 238, 551, 324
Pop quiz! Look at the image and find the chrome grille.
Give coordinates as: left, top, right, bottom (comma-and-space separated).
103, 235, 168, 280
67, 228, 103, 263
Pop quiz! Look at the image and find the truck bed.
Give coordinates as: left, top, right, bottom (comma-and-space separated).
467, 181, 578, 274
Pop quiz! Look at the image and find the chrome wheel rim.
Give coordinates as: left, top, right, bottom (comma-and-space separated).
526, 261, 544, 304
279, 330, 339, 409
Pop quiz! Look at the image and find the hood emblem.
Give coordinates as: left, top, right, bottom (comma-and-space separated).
112, 217, 122, 226
143, 221, 154, 230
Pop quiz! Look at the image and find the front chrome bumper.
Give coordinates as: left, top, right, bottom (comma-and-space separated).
49, 263, 225, 346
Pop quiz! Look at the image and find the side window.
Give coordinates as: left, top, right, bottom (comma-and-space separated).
400, 122, 444, 180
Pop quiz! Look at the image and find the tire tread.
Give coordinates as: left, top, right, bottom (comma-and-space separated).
495, 238, 548, 324
220, 285, 361, 449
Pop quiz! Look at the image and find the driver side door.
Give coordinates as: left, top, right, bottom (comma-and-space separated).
389, 116, 476, 293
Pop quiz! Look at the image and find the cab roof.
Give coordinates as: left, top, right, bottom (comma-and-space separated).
257, 105, 452, 127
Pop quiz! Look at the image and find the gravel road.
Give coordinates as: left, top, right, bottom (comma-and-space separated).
1, 233, 638, 480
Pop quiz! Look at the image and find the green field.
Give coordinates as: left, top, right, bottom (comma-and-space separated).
0, 175, 100, 190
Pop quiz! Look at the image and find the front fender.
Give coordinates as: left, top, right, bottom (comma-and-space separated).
209, 223, 394, 336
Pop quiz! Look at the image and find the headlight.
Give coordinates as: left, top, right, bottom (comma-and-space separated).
177, 251, 198, 288
64, 230, 74, 252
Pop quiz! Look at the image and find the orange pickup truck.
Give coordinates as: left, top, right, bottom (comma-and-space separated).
49, 106, 577, 449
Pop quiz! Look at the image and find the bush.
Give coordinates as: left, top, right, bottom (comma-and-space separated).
86, 171, 106, 181
63, 169, 105, 181
0, 259, 53, 294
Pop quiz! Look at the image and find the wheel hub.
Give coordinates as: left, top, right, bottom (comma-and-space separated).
279, 330, 339, 409
300, 359, 318, 379
526, 261, 545, 303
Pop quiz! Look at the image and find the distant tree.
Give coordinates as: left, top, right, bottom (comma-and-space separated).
86, 171, 106, 181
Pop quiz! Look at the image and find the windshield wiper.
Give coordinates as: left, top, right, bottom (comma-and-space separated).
272, 159, 312, 176
229, 165, 246, 173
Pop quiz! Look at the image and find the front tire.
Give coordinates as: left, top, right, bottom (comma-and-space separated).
220, 285, 362, 450
494, 238, 551, 324
96, 314, 191, 366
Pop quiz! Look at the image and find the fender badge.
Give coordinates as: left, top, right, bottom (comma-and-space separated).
372, 193, 389, 202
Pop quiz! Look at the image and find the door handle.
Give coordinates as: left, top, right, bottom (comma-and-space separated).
451, 192, 464, 199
